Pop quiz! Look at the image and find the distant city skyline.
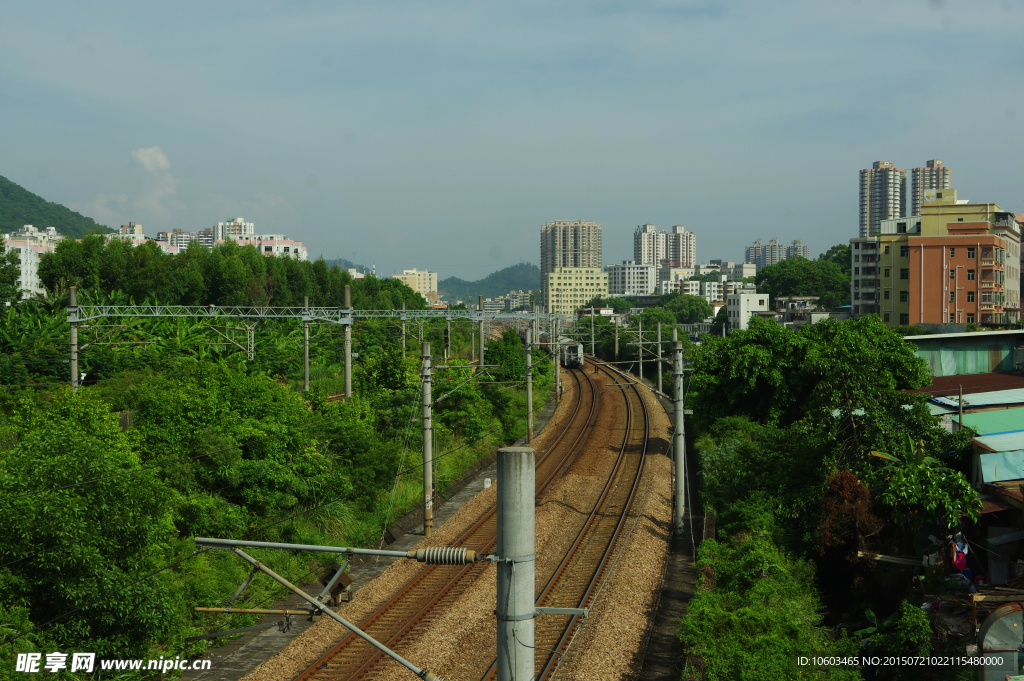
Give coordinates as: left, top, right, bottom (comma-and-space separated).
3, 2, 1021, 279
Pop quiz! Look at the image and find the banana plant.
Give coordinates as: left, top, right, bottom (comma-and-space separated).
871, 433, 937, 467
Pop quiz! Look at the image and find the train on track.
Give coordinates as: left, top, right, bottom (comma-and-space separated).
560, 338, 585, 369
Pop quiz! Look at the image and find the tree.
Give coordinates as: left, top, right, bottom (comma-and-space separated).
637, 306, 676, 329
584, 296, 632, 313
664, 294, 712, 324
0, 234, 19, 299
755, 257, 850, 309
818, 243, 851, 276
708, 306, 728, 336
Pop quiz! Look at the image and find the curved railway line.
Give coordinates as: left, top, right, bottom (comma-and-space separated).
295, 358, 652, 681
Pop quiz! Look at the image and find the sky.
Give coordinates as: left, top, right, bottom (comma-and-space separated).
2, 0, 1022, 280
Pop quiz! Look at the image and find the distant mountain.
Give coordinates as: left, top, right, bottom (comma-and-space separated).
324, 257, 373, 273
439, 262, 540, 302
0, 175, 109, 238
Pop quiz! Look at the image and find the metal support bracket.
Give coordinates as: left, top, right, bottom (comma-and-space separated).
535, 607, 589, 618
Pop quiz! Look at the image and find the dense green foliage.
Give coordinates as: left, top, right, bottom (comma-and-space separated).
819, 243, 852, 276
0, 235, 18, 300
755, 256, 850, 310
680, 316, 979, 679
438, 262, 540, 302
38, 235, 427, 309
0, 175, 109, 238
0, 249, 553, 675
682, 502, 859, 681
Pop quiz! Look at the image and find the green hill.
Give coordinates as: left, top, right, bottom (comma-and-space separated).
439, 262, 540, 302
0, 175, 109, 238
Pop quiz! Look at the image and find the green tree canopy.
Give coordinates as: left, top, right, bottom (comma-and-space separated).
754, 257, 850, 310
663, 293, 713, 324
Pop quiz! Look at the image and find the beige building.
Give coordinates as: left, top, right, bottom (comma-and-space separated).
394, 268, 438, 304
540, 220, 602, 282
543, 267, 608, 315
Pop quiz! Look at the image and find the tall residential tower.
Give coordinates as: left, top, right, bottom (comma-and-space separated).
540, 220, 603, 280
911, 160, 952, 216
859, 161, 907, 237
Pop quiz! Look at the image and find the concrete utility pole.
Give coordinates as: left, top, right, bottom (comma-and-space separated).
478, 295, 485, 368
657, 322, 663, 395
69, 286, 78, 391
422, 342, 434, 538
672, 328, 686, 534
303, 296, 310, 392
638, 318, 643, 383
590, 307, 595, 356
496, 447, 535, 681
446, 319, 451, 360
344, 285, 352, 400
615, 319, 619, 360
959, 384, 964, 426
554, 318, 560, 403
401, 302, 406, 355
526, 330, 533, 443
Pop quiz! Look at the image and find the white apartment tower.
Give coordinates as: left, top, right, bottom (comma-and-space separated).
911, 160, 951, 217
214, 217, 255, 241
633, 224, 665, 266
859, 161, 907, 237
633, 224, 696, 268
666, 225, 697, 268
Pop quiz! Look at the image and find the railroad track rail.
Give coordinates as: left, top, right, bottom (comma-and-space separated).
296, 366, 601, 681
480, 358, 649, 681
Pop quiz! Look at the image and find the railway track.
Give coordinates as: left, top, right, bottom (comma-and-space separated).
480, 359, 649, 681
294, 359, 650, 681
295, 366, 601, 681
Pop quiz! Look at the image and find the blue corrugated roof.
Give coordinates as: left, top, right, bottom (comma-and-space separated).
975, 432, 1024, 453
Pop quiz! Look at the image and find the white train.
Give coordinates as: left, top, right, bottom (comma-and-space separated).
560, 339, 585, 369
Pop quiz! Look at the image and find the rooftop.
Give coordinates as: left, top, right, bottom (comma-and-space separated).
909, 372, 1024, 397
953, 407, 1024, 435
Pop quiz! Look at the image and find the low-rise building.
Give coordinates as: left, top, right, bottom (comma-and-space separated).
700, 280, 723, 302
544, 267, 608, 315
393, 268, 438, 304
2, 225, 61, 298
228, 234, 308, 261
726, 292, 770, 332
605, 261, 657, 296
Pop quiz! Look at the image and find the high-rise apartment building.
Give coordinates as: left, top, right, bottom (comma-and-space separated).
850, 188, 1021, 327
911, 160, 952, 217
786, 239, 810, 260
859, 161, 907, 237
633, 224, 665, 266
540, 220, 602, 280
744, 238, 786, 269
633, 224, 696, 268
214, 217, 255, 241
666, 225, 697, 268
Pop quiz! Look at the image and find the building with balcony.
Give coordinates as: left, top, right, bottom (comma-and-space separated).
850, 189, 1021, 327
392, 268, 438, 304
543, 267, 608, 315
605, 261, 657, 296
2, 225, 61, 298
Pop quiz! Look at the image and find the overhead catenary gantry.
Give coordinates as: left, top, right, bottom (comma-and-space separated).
65, 285, 570, 392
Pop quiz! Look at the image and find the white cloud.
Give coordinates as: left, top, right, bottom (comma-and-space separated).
68, 192, 128, 228
131, 146, 171, 173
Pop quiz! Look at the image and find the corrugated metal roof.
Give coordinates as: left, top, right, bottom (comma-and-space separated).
929, 403, 957, 416
979, 451, 1024, 483
909, 372, 1024, 397
934, 388, 1024, 409
904, 329, 1024, 341
954, 407, 1024, 435
975, 433, 1024, 453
